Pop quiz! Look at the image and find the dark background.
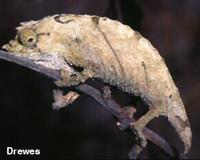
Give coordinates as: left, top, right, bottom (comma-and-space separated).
0, 0, 199, 159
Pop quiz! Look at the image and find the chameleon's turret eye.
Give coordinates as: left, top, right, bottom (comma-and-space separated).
18, 28, 37, 47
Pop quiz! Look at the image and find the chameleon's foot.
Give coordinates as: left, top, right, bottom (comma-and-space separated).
131, 121, 147, 148
52, 89, 80, 110
128, 144, 144, 160
130, 106, 164, 149
128, 123, 147, 159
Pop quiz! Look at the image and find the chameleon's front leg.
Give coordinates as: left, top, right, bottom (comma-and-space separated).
130, 103, 165, 158
53, 68, 95, 109
55, 68, 95, 87
52, 69, 94, 109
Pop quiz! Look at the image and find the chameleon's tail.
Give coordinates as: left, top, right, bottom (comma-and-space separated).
167, 95, 192, 154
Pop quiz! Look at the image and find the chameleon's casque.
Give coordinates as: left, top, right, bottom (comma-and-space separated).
2, 14, 192, 155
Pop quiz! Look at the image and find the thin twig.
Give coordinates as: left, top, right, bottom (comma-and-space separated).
0, 49, 177, 158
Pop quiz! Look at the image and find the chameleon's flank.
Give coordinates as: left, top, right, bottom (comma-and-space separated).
2, 14, 192, 156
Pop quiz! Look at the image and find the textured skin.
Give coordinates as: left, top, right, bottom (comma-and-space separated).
2, 14, 192, 154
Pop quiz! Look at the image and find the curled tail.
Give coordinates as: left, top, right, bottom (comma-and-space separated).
167, 95, 192, 154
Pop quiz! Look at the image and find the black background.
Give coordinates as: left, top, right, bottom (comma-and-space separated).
0, 0, 199, 159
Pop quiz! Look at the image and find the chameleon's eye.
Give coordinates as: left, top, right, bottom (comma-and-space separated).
18, 28, 37, 47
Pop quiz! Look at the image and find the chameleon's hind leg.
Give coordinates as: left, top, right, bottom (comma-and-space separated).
130, 103, 165, 157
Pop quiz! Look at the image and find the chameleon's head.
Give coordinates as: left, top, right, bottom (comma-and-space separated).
2, 15, 78, 70
2, 16, 68, 55
2, 23, 40, 55
2, 15, 84, 57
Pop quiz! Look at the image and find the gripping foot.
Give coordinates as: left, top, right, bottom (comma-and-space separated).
52, 89, 80, 110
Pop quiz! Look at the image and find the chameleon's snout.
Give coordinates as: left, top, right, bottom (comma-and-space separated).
2, 39, 23, 53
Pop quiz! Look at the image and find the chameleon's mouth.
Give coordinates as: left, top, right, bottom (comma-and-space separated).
2, 37, 40, 55
2, 40, 23, 53
27, 52, 74, 73
2, 39, 74, 74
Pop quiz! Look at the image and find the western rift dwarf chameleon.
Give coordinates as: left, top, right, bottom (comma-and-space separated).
2, 14, 192, 155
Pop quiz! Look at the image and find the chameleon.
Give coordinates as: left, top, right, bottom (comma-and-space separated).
2, 14, 192, 156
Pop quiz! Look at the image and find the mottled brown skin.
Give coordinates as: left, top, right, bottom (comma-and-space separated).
2, 14, 192, 155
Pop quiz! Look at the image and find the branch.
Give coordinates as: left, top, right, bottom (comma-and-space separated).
75, 84, 176, 158
0, 49, 61, 80
0, 49, 179, 158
